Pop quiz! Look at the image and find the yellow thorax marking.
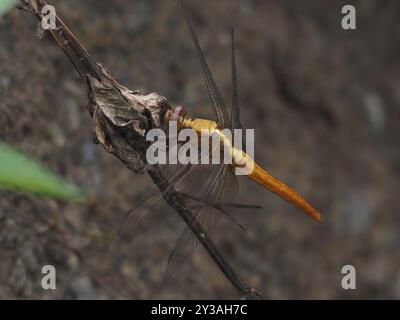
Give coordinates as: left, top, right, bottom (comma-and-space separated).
179, 117, 248, 169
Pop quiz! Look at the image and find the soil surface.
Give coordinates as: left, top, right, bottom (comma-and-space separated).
0, 0, 399, 299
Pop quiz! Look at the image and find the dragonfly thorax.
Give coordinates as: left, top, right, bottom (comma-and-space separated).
165, 107, 249, 169
181, 118, 219, 133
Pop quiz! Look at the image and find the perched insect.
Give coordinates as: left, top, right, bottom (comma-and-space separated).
123, 0, 322, 281
168, 1, 322, 223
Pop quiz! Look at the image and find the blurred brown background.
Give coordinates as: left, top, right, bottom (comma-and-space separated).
0, 0, 399, 299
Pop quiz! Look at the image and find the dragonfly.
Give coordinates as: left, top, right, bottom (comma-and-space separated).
121, 0, 322, 281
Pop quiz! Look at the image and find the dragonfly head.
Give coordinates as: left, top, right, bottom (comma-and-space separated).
165, 105, 187, 127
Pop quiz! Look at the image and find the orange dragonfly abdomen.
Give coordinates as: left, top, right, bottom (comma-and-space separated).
173, 115, 322, 222
249, 162, 322, 222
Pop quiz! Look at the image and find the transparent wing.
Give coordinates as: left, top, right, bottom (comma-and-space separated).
118, 163, 195, 240
120, 127, 256, 275
230, 28, 246, 151
230, 28, 242, 131
164, 163, 239, 281
118, 139, 220, 240
181, 0, 230, 127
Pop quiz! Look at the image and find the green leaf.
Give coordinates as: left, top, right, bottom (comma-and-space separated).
0, 142, 85, 201
0, 0, 17, 16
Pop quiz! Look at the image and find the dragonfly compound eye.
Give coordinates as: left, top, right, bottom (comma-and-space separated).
168, 105, 187, 122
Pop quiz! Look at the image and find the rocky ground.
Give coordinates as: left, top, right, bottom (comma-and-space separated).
0, 0, 399, 299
